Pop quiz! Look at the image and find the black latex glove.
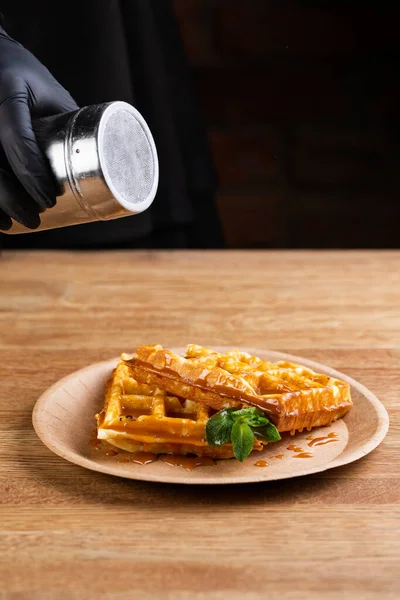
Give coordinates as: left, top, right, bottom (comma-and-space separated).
0, 26, 78, 230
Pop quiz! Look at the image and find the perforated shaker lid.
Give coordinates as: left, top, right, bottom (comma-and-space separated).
97, 101, 159, 214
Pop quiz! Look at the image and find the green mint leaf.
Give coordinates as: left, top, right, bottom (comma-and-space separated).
232, 407, 271, 428
252, 423, 281, 443
231, 421, 255, 462
206, 406, 281, 459
235, 407, 270, 419
246, 415, 271, 428
231, 407, 257, 418
252, 426, 270, 442
264, 422, 281, 442
205, 410, 234, 446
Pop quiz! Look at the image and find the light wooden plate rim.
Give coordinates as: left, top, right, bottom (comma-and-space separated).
32, 348, 389, 485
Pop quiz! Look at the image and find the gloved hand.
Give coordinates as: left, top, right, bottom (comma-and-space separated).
0, 26, 78, 230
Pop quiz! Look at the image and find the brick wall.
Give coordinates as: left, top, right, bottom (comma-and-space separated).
174, 0, 400, 248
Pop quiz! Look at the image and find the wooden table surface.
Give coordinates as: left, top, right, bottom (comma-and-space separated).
0, 250, 399, 599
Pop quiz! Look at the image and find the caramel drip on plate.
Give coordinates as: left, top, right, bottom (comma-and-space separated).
293, 452, 313, 459
105, 448, 118, 456
254, 460, 268, 467
160, 455, 215, 471
308, 432, 339, 447
89, 437, 102, 449
312, 439, 339, 447
270, 454, 284, 459
287, 445, 304, 453
89, 429, 216, 470
89, 428, 103, 449
117, 455, 130, 463
131, 452, 158, 465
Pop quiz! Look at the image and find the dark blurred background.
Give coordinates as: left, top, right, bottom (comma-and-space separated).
175, 0, 400, 249
1, 0, 399, 249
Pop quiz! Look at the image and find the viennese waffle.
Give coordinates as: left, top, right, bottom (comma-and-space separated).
96, 360, 263, 458
124, 345, 352, 433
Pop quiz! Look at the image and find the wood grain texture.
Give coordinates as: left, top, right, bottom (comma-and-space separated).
0, 250, 399, 599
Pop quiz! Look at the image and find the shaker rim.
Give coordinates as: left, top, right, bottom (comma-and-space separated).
97, 101, 159, 213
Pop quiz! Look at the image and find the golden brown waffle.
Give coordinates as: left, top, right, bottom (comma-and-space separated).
96, 359, 263, 458
125, 344, 352, 433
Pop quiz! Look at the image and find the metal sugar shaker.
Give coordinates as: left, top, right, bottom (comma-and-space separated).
5, 101, 159, 234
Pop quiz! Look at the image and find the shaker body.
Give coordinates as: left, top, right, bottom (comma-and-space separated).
5, 102, 159, 234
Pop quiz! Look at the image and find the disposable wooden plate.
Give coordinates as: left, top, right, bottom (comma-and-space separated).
32, 348, 389, 485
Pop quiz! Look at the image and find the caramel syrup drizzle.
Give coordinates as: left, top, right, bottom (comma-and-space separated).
307, 432, 339, 447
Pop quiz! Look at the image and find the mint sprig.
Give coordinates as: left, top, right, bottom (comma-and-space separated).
231, 420, 254, 462
205, 407, 281, 462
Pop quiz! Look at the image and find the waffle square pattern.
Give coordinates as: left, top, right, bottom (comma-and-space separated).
126, 345, 352, 432
96, 360, 262, 457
